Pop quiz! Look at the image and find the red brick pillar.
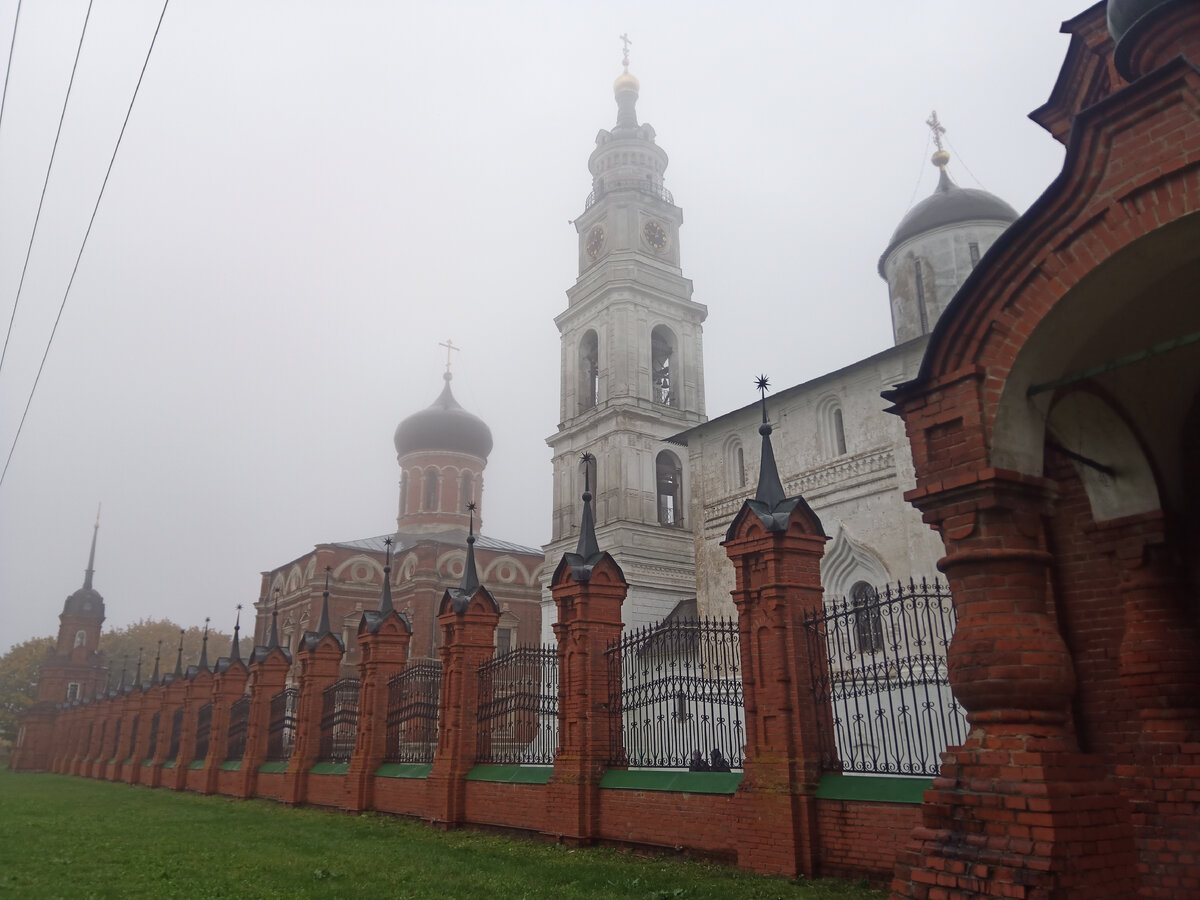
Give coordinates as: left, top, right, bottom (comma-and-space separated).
128, 686, 161, 785
118, 690, 151, 783
425, 584, 499, 828
168, 670, 213, 791
347, 611, 413, 811
284, 633, 343, 805
237, 647, 291, 799
201, 662, 249, 795
890, 473, 1138, 899
69, 703, 97, 775
48, 705, 75, 773
147, 677, 187, 788
723, 485, 829, 878
547, 544, 627, 844
102, 693, 129, 780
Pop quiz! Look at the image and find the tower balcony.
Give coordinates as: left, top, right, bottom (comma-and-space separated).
585, 179, 674, 211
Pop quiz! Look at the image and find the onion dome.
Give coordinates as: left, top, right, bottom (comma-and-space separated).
877, 152, 1018, 277
1108, 0, 1177, 43
393, 372, 493, 460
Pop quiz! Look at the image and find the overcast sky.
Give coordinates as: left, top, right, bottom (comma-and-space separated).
0, 1, 1088, 653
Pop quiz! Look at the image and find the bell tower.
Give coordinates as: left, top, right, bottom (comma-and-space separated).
543, 43, 707, 637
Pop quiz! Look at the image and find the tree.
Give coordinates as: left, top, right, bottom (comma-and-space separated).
99, 618, 254, 686
0, 636, 54, 745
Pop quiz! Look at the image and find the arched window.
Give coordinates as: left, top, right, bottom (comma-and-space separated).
579, 330, 599, 411
851, 581, 884, 653
736, 446, 746, 487
914, 258, 930, 334
74, 630, 87, 648
833, 408, 847, 455
398, 472, 409, 517
424, 469, 439, 511
651, 325, 677, 407
460, 471, 474, 508
656, 450, 683, 526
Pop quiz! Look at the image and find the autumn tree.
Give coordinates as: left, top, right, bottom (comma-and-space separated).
99, 618, 254, 685
0, 636, 54, 746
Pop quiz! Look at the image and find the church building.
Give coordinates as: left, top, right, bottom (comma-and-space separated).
253, 369, 544, 673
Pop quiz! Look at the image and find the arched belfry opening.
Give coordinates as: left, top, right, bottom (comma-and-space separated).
579, 330, 599, 411
655, 450, 683, 526
651, 325, 677, 407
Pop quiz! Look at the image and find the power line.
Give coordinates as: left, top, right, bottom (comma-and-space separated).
0, 0, 172, 491
0, 0, 23, 151
0, 0, 95, 379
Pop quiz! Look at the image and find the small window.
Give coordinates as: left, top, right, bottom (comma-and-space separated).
851, 582, 884, 654
968, 242, 980, 267
735, 446, 746, 487
66, 682, 80, 702
460, 471, 474, 508
74, 630, 87, 648
833, 408, 847, 456
656, 451, 683, 526
423, 470, 439, 511
398, 472, 409, 517
496, 628, 513, 656
914, 259, 929, 334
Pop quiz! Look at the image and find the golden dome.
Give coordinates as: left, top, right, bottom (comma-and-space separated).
613, 69, 640, 94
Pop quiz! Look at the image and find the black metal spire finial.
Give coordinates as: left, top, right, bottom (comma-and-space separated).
116, 656, 128, 693
134, 647, 143, 686
315, 572, 332, 637
152, 640, 162, 684
230, 605, 243, 663
752, 375, 786, 509
173, 629, 185, 676
379, 540, 394, 614
459, 502, 480, 594
575, 452, 600, 559
268, 589, 280, 649
197, 617, 211, 672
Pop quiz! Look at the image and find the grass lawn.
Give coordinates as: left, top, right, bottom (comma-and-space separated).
0, 771, 886, 899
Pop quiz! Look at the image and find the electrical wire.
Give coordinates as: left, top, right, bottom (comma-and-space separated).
944, 135, 986, 190
0, 0, 94, 379
0, 0, 171, 490
0, 0, 23, 157
904, 132, 932, 212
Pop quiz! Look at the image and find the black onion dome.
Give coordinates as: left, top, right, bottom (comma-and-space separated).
878, 168, 1018, 277
64, 586, 104, 617
394, 373, 494, 459
1108, 0, 1179, 43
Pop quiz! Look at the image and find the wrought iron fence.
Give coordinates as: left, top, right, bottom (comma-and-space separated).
225, 696, 250, 762
476, 646, 558, 765
318, 677, 360, 763
146, 711, 159, 760
194, 703, 213, 762
803, 578, 965, 777
385, 661, 441, 763
606, 617, 744, 769
266, 687, 298, 762
167, 707, 183, 761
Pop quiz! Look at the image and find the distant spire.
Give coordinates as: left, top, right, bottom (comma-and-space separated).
134, 647, 143, 685
379, 541, 394, 614
197, 618, 210, 672
575, 452, 600, 559
268, 589, 280, 649
151, 640, 162, 683
116, 657, 128, 692
753, 375, 786, 509
613, 33, 640, 128
315, 574, 332, 637
230, 605, 243, 663
83, 504, 101, 590
459, 502, 481, 594
173, 629, 185, 676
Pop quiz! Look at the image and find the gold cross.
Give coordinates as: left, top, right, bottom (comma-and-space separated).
438, 338, 459, 373
926, 110, 946, 153
619, 33, 631, 69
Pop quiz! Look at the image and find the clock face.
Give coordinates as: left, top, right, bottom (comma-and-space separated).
643, 220, 668, 252
586, 225, 606, 259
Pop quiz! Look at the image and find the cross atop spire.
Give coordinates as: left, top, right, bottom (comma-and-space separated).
619, 32, 632, 70
438, 338, 459, 375
927, 110, 946, 153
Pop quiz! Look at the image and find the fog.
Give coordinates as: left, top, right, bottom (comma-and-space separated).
0, 1, 1086, 651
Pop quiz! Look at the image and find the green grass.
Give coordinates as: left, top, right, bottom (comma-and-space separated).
0, 771, 885, 899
